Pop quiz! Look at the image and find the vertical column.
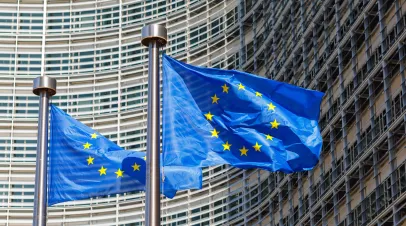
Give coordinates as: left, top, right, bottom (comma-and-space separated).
396, 0, 406, 111
301, 1, 308, 87
345, 175, 352, 225
333, 0, 342, 182
270, 0, 277, 77
238, 0, 245, 69
347, 0, 354, 25
263, 0, 271, 37
291, 0, 302, 84
363, 5, 372, 72
291, 1, 297, 50
278, 189, 283, 225
329, 131, 337, 181
346, 5, 358, 225
298, 172, 304, 218
288, 178, 293, 225
327, 66, 334, 121
359, 161, 366, 225
40, 1, 48, 76
300, 0, 306, 36
354, 92, 362, 205
262, 0, 271, 78
320, 163, 326, 226
368, 79, 376, 137
253, 10, 257, 72
281, 16, 287, 74
372, 147, 381, 217
377, 0, 388, 54
312, 20, 319, 74
377, 1, 398, 211
257, 170, 262, 223
395, 0, 404, 36
117, 0, 124, 147
398, 47, 406, 140
347, 3, 358, 168
396, 42, 406, 226
243, 172, 248, 225
333, 189, 339, 225
354, 90, 361, 156
311, 0, 316, 17
308, 172, 315, 225
269, 174, 275, 226
377, 0, 392, 123
322, 200, 326, 226
341, 109, 349, 170
290, 0, 298, 85
335, 0, 343, 105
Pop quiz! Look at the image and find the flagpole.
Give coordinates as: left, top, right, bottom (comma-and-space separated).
141, 24, 167, 225
32, 76, 57, 226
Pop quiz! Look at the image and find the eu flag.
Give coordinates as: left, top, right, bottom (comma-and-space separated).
162, 55, 324, 173
49, 105, 201, 205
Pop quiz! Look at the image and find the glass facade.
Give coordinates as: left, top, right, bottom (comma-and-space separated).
0, 0, 405, 225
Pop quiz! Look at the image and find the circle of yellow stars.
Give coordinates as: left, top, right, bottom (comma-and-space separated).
84, 132, 145, 178
205, 82, 281, 157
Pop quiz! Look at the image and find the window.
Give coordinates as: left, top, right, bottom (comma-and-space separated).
391, 92, 404, 119
226, 7, 238, 27
96, 7, 120, 29
190, 24, 207, 48
169, 31, 186, 54
211, 17, 223, 36
228, 192, 243, 217
374, 110, 387, 137
122, 44, 142, 66
397, 163, 406, 195
47, 12, 70, 32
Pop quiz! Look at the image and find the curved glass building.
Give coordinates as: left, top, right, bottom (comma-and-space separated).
0, 0, 405, 225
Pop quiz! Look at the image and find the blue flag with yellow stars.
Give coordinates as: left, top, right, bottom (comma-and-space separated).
48, 105, 202, 206
162, 55, 324, 173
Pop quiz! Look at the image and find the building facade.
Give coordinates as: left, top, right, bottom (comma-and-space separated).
0, 0, 405, 225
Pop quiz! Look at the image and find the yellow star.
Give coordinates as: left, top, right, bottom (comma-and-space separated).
87, 156, 94, 165
211, 128, 219, 138
222, 141, 232, 151
266, 134, 274, 141
91, 133, 98, 139
271, 119, 280, 129
205, 112, 214, 121
221, 84, 229, 93
143, 156, 146, 161
253, 142, 262, 152
255, 92, 262, 97
132, 163, 141, 171
115, 169, 124, 178
211, 94, 220, 104
83, 142, 91, 149
98, 166, 107, 176
268, 102, 276, 111
238, 83, 245, 90
239, 146, 248, 156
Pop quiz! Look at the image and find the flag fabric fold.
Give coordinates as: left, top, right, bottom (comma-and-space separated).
162, 55, 324, 173
48, 105, 201, 206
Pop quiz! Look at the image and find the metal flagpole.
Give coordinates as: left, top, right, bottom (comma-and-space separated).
141, 24, 167, 225
32, 76, 57, 226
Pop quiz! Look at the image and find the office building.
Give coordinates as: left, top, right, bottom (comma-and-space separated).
0, 0, 404, 225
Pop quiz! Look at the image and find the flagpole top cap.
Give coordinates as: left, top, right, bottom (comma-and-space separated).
33, 76, 57, 96
141, 24, 167, 47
